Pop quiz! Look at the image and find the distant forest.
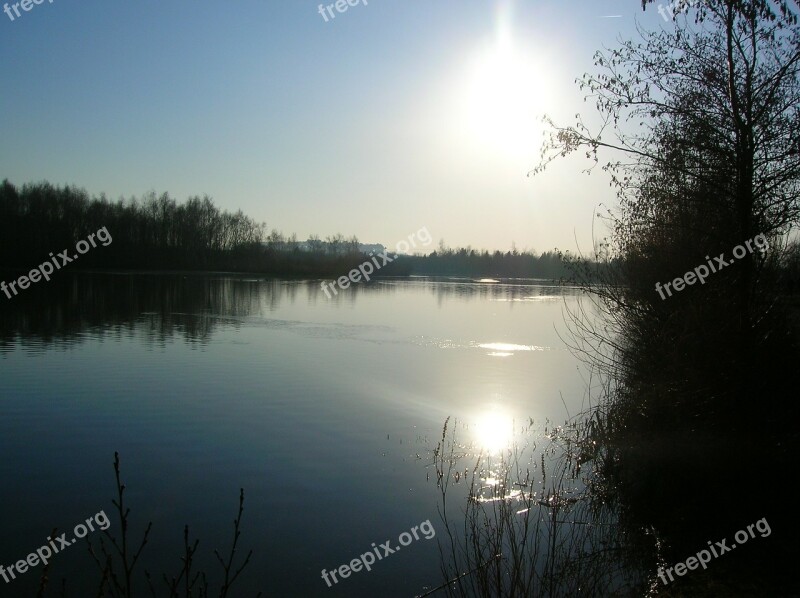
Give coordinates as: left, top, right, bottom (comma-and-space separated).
406, 245, 566, 279
0, 180, 575, 279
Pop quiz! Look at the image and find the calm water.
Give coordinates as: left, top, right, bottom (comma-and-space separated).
0, 273, 589, 597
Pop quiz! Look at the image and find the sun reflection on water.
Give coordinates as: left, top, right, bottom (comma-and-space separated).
474, 408, 514, 454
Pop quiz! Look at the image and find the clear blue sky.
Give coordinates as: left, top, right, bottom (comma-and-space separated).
1, 0, 668, 252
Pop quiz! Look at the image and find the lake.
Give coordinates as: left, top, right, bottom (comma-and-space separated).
0, 273, 590, 597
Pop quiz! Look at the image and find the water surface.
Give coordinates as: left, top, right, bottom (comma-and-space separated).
0, 273, 588, 597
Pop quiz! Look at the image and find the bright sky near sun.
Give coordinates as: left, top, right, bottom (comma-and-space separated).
0, 0, 668, 253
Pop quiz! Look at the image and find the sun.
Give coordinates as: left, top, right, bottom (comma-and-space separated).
456, 25, 552, 161
475, 408, 514, 454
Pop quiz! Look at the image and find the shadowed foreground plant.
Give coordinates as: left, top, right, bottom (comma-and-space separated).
428, 417, 653, 597
36, 452, 261, 598
35, 528, 64, 598
156, 488, 257, 598
88, 452, 152, 597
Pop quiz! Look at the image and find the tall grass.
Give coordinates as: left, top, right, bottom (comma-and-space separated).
428, 416, 655, 597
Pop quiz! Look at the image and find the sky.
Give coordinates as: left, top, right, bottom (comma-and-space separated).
0, 0, 671, 253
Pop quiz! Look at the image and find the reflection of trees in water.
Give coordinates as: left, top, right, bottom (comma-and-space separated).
0, 274, 272, 351
422, 280, 578, 307
0, 274, 580, 352
349, 278, 580, 307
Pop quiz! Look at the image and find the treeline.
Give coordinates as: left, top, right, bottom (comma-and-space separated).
0, 179, 576, 279
405, 246, 570, 279
0, 179, 264, 270
0, 180, 379, 277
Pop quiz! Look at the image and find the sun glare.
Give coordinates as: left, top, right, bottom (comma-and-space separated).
456, 22, 553, 162
475, 408, 514, 453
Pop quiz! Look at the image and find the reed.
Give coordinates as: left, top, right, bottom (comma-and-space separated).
428, 416, 653, 597
35, 452, 261, 598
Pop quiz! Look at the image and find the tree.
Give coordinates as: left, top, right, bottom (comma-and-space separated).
527, 6, 800, 587
534, 0, 800, 407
